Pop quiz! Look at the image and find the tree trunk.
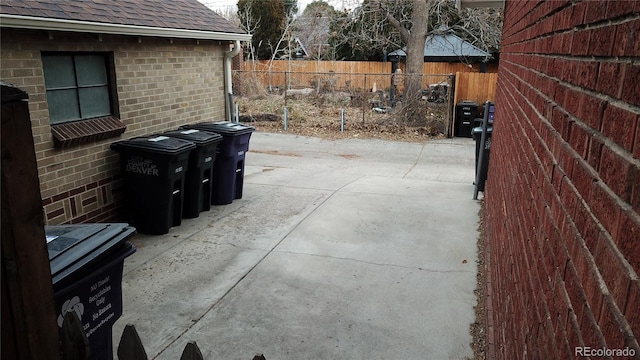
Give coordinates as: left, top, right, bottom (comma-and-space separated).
402, 0, 430, 122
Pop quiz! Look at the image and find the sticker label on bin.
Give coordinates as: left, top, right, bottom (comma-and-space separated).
205, 156, 212, 163
238, 151, 244, 156
126, 156, 159, 176
148, 136, 170, 142
56, 273, 118, 338
175, 166, 183, 174
180, 130, 199, 134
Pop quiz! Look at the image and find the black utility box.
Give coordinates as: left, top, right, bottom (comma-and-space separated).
181, 122, 255, 205
48, 223, 136, 360
456, 100, 479, 138
111, 136, 195, 234
162, 129, 223, 218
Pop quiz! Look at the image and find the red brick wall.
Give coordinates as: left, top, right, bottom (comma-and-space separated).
485, 1, 639, 358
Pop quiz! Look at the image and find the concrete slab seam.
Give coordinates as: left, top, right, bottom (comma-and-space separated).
272, 250, 475, 274
153, 174, 366, 358
402, 142, 426, 179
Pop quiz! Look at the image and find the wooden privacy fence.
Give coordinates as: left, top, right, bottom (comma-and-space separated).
453, 71, 499, 105
242, 60, 498, 75
59, 312, 267, 360
235, 69, 498, 109
238, 61, 498, 103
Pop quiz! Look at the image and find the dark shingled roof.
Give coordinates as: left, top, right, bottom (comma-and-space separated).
0, 0, 245, 34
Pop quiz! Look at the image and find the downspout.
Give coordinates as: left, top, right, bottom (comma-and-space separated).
224, 40, 241, 122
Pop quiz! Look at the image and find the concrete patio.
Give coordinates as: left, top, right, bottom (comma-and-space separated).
112, 132, 481, 359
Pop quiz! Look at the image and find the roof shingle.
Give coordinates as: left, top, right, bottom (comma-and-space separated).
0, 0, 245, 34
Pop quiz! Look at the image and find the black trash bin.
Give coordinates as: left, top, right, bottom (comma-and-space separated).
472, 125, 493, 192
181, 121, 255, 205
162, 129, 223, 218
47, 223, 136, 360
111, 135, 195, 234
456, 100, 478, 138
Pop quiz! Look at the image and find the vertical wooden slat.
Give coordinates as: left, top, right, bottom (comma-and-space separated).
117, 324, 148, 360
1, 84, 61, 360
179, 341, 204, 360
60, 311, 90, 360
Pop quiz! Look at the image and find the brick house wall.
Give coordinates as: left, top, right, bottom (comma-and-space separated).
485, 1, 639, 358
0, 28, 229, 224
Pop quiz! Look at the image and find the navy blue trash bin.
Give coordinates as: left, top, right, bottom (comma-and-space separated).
48, 223, 137, 360
111, 136, 195, 234
181, 121, 255, 205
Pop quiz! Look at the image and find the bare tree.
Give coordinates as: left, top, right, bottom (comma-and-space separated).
293, 1, 337, 60
329, 0, 501, 122
237, 1, 260, 69
375, 0, 432, 122
214, 5, 240, 24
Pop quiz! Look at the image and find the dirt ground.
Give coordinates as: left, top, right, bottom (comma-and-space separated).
468, 200, 487, 360
236, 94, 487, 359
235, 94, 450, 143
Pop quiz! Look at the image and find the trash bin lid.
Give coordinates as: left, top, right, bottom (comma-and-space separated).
185, 121, 255, 136
162, 129, 223, 146
47, 223, 136, 285
111, 135, 195, 154
472, 126, 493, 140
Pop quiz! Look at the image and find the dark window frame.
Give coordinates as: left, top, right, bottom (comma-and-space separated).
41, 51, 125, 148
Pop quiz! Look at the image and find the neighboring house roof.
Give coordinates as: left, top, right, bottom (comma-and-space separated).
0, 0, 250, 41
389, 31, 491, 62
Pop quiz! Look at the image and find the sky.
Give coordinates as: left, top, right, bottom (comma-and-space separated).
198, 0, 361, 16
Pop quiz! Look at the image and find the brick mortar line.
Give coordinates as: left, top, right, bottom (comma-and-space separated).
497, 64, 639, 325
500, 61, 640, 229
502, 1, 571, 35
502, 7, 640, 43
42, 178, 118, 206
499, 58, 640, 167
503, 53, 640, 67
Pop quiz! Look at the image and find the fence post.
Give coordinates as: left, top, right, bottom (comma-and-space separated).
447, 73, 456, 138
284, 71, 288, 107
284, 107, 288, 131
362, 74, 367, 125
1, 83, 62, 360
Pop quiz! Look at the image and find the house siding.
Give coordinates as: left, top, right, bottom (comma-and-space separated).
1, 28, 228, 224
485, 1, 639, 359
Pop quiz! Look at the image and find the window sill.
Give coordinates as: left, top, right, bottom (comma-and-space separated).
51, 116, 126, 148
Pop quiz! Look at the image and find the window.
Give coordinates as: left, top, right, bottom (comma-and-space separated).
42, 53, 112, 123
41, 52, 125, 148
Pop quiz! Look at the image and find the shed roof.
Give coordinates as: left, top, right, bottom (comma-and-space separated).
0, 0, 250, 41
389, 31, 490, 62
